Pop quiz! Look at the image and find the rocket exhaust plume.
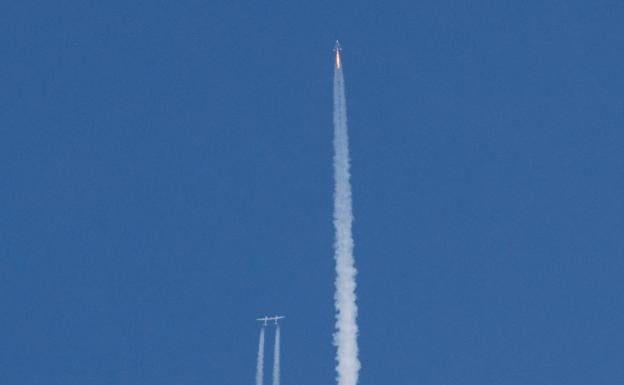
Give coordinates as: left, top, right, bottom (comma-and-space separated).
256, 327, 266, 385
272, 326, 281, 385
332, 41, 361, 385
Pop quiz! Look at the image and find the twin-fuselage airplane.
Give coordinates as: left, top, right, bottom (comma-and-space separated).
256, 315, 285, 326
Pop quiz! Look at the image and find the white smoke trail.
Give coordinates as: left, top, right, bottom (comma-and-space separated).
333, 50, 361, 385
256, 327, 265, 385
272, 326, 281, 385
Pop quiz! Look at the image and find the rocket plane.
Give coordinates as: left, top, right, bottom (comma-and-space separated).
334, 40, 342, 69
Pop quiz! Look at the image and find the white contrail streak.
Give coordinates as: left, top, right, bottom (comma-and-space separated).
256, 327, 265, 385
332, 46, 361, 385
272, 326, 281, 385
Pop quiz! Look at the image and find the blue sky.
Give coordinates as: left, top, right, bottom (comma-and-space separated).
2, 1, 624, 385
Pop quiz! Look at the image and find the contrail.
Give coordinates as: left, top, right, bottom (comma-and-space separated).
332, 40, 361, 385
272, 326, 281, 385
256, 327, 266, 385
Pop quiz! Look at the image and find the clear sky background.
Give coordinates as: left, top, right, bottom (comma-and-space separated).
2, 1, 623, 385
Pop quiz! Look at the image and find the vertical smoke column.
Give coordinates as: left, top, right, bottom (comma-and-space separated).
272, 326, 281, 385
332, 41, 361, 385
256, 327, 265, 385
